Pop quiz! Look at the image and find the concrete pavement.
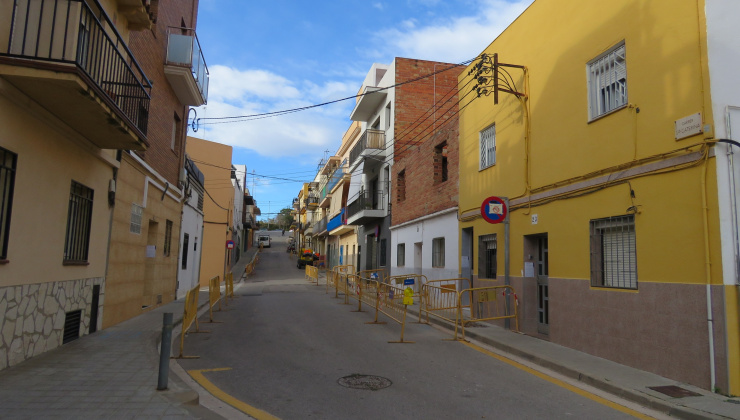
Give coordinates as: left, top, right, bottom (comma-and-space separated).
0, 249, 738, 419
0, 247, 259, 419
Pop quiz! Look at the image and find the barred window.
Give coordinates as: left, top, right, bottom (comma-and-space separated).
130, 204, 143, 234
588, 42, 627, 120
432, 237, 445, 268
0, 147, 17, 260
164, 220, 173, 256
479, 124, 496, 170
64, 181, 94, 263
590, 215, 637, 289
478, 234, 497, 279
397, 243, 405, 267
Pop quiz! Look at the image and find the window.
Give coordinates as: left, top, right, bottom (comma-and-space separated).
181, 233, 189, 269
0, 147, 17, 260
380, 238, 387, 267
164, 220, 173, 256
397, 243, 405, 267
434, 142, 448, 183
385, 103, 392, 129
479, 124, 496, 170
590, 215, 637, 289
478, 234, 497, 279
432, 237, 445, 268
130, 204, 143, 234
64, 181, 94, 263
397, 170, 406, 202
588, 42, 627, 120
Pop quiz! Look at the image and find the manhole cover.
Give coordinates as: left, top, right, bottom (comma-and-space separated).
648, 385, 701, 398
337, 374, 392, 391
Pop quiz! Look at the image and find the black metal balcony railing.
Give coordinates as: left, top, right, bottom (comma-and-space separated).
2, 0, 152, 135
347, 190, 384, 220
349, 129, 385, 166
166, 26, 209, 103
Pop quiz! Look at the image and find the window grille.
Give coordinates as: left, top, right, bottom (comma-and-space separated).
164, 220, 173, 256
479, 234, 497, 278
0, 147, 17, 260
397, 243, 405, 267
588, 42, 627, 120
432, 237, 445, 268
397, 170, 406, 202
130, 204, 143, 234
590, 215, 637, 289
479, 125, 496, 170
64, 181, 94, 263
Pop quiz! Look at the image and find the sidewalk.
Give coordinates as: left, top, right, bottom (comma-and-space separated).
0, 248, 260, 419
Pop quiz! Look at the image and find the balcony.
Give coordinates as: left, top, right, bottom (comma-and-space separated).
303, 191, 319, 211
315, 215, 327, 236
350, 86, 387, 122
319, 168, 343, 208
328, 208, 352, 235
0, 0, 151, 150
164, 27, 208, 106
346, 190, 385, 226
349, 129, 386, 171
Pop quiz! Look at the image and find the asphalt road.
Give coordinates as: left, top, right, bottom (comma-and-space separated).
177, 233, 651, 419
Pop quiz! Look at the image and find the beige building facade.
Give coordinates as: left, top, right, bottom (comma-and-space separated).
0, 0, 157, 368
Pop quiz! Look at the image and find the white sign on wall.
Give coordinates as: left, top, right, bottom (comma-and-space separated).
675, 113, 703, 140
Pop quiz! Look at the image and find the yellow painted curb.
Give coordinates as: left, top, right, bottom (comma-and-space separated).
188, 368, 280, 420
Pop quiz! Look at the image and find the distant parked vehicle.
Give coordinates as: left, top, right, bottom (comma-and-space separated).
258, 235, 271, 248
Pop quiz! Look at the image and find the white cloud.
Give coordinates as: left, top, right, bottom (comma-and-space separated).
207, 65, 301, 104
374, 0, 534, 63
191, 66, 354, 158
373, 2, 384, 11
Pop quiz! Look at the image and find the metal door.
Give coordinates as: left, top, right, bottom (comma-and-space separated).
536, 235, 549, 335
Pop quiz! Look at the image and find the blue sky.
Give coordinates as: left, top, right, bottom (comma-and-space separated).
189, 0, 533, 220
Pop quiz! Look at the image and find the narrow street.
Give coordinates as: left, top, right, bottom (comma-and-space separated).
177, 234, 664, 420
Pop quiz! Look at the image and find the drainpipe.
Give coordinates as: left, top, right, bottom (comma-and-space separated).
701, 150, 716, 392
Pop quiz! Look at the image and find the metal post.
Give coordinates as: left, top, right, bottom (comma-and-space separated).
157, 313, 173, 390
504, 198, 511, 330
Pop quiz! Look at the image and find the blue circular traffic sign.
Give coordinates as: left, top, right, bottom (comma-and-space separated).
481, 196, 507, 224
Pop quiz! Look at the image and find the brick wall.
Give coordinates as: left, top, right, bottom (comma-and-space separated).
128, 0, 199, 185
393, 58, 462, 160
392, 117, 459, 226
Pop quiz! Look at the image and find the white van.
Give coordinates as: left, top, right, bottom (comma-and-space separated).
258, 235, 271, 248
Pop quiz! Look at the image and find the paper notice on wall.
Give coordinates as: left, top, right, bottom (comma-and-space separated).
524, 262, 535, 277
146, 245, 156, 258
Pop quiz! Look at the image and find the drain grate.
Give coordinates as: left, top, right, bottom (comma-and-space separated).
648, 385, 701, 398
338, 374, 392, 391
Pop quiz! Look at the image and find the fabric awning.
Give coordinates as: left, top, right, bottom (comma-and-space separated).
346, 160, 364, 204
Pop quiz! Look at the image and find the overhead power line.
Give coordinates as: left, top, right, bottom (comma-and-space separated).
194, 57, 478, 126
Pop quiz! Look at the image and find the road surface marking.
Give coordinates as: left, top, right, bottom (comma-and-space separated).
461, 341, 656, 420
188, 368, 280, 420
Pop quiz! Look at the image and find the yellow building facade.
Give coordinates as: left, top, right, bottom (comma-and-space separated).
186, 136, 235, 288
458, 0, 738, 393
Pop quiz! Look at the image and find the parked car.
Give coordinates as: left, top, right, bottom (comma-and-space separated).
258, 235, 271, 248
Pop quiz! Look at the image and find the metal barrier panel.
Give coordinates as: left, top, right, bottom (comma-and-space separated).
332, 265, 354, 298
387, 274, 427, 296
175, 284, 204, 359
420, 278, 472, 339
459, 285, 519, 340
225, 273, 234, 302
376, 282, 414, 343
358, 269, 386, 282
208, 275, 222, 323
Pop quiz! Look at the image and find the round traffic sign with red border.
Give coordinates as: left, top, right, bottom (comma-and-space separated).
226, 240, 235, 249
481, 196, 507, 224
